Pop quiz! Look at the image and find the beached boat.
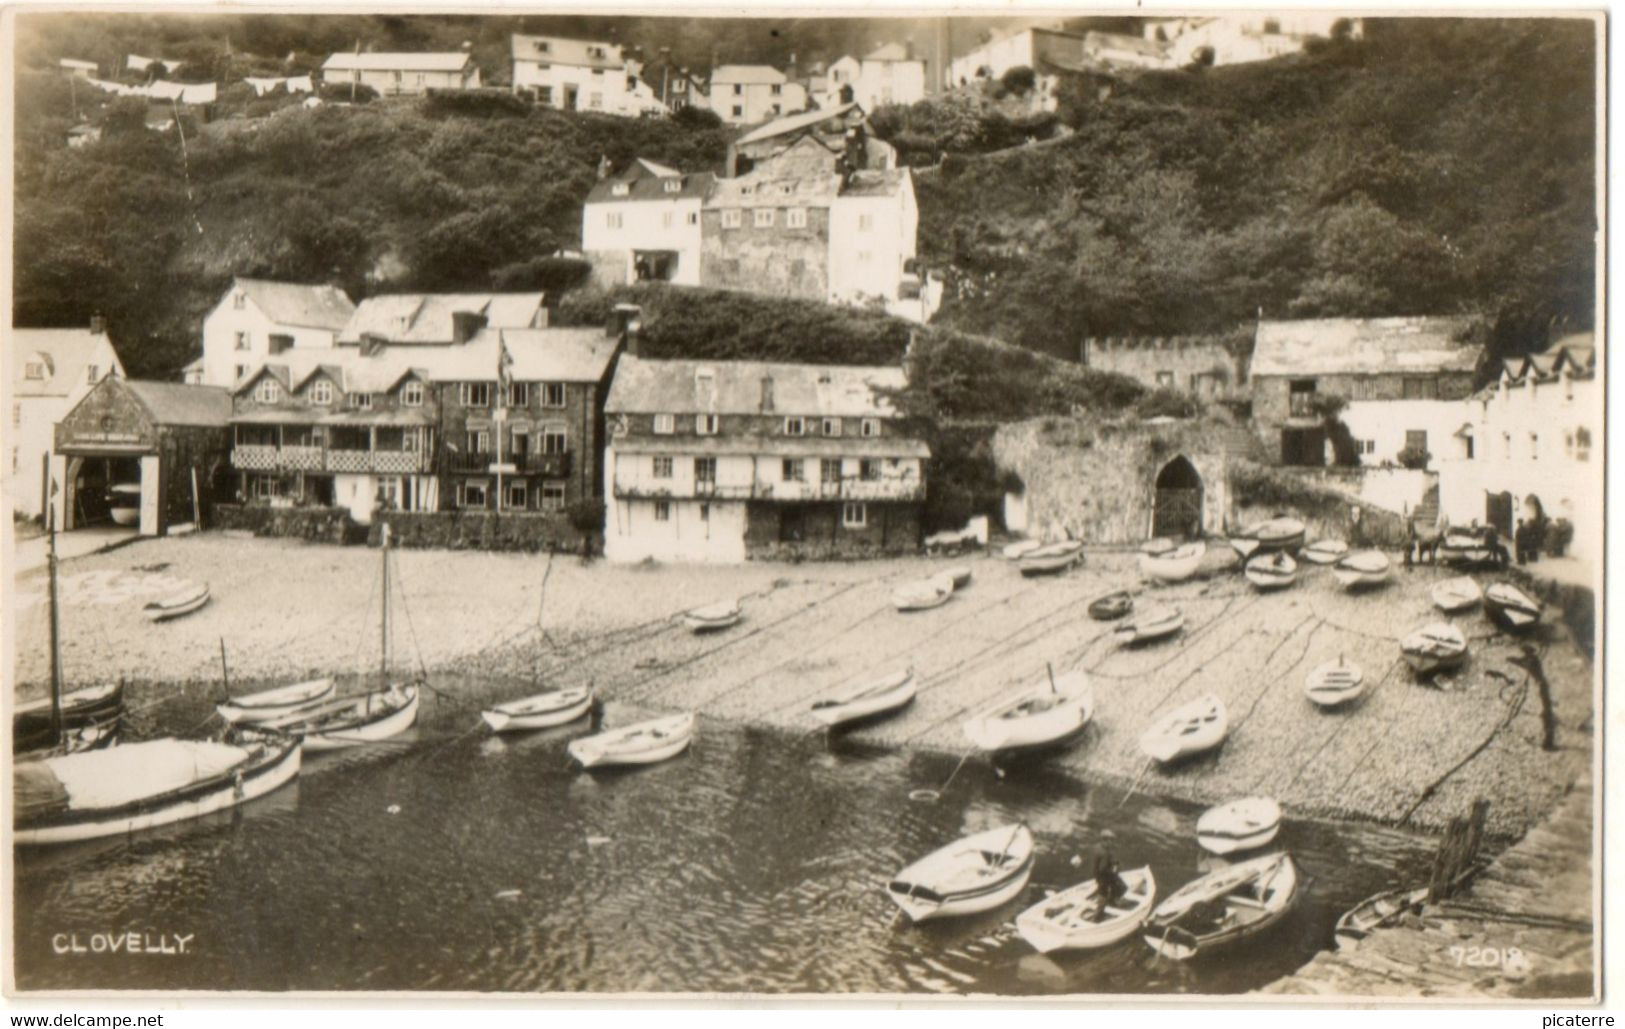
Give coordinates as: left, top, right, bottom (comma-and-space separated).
1088, 590, 1134, 622
1431, 576, 1483, 613
1335, 886, 1429, 949
1018, 541, 1084, 576
893, 578, 952, 612
1015, 866, 1157, 953
1003, 540, 1042, 560
684, 599, 743, 633
936, 565, 973, 590
1113, 605, 1184, 647
1299, 539, 1349, 566
481, 685, 595, 733
1140, 541, 1206, 583
15, 683, 125, 758
216, 678, 335, 725
810, 669, 917, 730
1484, 582, 1543, 632
1139, 693, 1227, 763
1437, 529, 1498, 567
567, 712, 695, 769
1228, 517, 1306, 559
1244, 551, 1298, 591
107, 484, 141, 526
1305, 658, 1365, 708
886, 824, 1035, 922
14, 734, 302, 847
1196, 797, 1283, 855
1144, 852, 1299, 961
143, 581, 210, 622
1332, 550, 1392, 590
962, 672, 1093, 756
1401, 622, 1469, 678
1141, 538, 1178, 557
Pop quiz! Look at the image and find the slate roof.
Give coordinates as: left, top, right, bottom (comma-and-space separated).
606, 355, 907, 418
585, 166, 715, 205
705, 168, 841, 209
711, 64, 789, 86
125, 381, 231, 427
10, 328, 122, 399
232, 278, 356, 331
322, 52, 473, 72
509, 34, 624, 70
736, 101, 863, 146
339, 293, 546, 345
841, 168, 908, 198
1251, 317, 1484, 378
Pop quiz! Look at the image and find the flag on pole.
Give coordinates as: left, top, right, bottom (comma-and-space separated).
497, 333, 515, 408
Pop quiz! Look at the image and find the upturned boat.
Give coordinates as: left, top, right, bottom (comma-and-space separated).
1332, 550, 1392, 589
1299, 539, 1349, 565
810, 669, 916, 730
568, 712, 695, 769
1401, 622, 1469, 678
684, 599, 743, 633
962, 672, 1093, 756
1244, 551, 1298, 591
1335, 886, 1428, 949
1305, 658, 1365, 708
1227, 517, 1306, 559
886, 824, 1035, 922
893, 578, 952, 611
481, 685, 595, 732
1015, 866, 1156, 953
14, 733, 302, 847
1484, 582, 1543, 632
1114, 605, 1184, 647
1140, 541, 1206, 583
1431, 576, 1483, 613
1139, 693, 1227, 763
1196, 797, 1283, 855
143, 581, 210, 622
1144, 852, 1300, 961
1088, 590, 1134, 621
1018, 540, 1084, 576
216, 678, 335, 725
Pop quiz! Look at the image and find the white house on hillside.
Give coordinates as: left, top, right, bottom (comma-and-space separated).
7, 323, 124, 519
509, 34, 665, 115
1142, 15, 1363, 66
824, 44, 928, 110
946, 27, 1088, 111
195, 278, 356, 389
702, 65, 806, 124
582, 158, 714, 287
320, 52, 481, 96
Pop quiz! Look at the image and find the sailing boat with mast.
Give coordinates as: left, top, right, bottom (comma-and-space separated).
261, 525, 420, 750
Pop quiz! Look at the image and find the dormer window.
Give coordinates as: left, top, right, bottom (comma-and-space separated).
255, 378, 280, 404
401, 381, 424, 407
309, 380, 333, 405
612, 183, 630, 196
663, 179, 682, 193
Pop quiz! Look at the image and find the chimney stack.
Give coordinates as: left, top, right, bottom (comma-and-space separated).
88, 314, 106, 336
609, 303, 643, 355
596, 154, 612, 180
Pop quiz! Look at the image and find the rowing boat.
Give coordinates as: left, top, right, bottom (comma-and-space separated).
1437, 530, 1499, 567
1305, 658, 1364, 708
1431, 576, 1483, 613
1299, 539, 1349, 566
1018, 540, 1084, 576
1228, 517, 1306, 559
1244, 551, 1298, 591
1003, 540, 1042, 560
886, 824, 1035, 922
936, 565, 973, 590
1015, 866, 1156, 953
810, 669, 916, 729
684, 599, 743, 633
261, 684, 420, 751
1113, 605, 1184, 647
568, 712, 695, 769
1401, 622, 1469, 678
1140, 541, 1205, 583
15, 683, 125, 757
481, 685, 595, 732
1196, 796, 1282, 855
143, 581, 210, 622
893, 578, 952, 611
1484, 582, 1543, 632
1332, 550, 1392, 590
216, 678, 335, 724
1335, 886, 1428, 949
1088, 590, 1134, 622
1140, 693, 1226, 763
962, 672, 1092, 756
1144, 852, 1299, 960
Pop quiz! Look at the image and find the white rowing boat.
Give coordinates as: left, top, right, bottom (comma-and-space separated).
936, 565, 973, 590
1018, 541, 1084, 576
1401, 622, 1469, 678
1228, 517, 1306, 559
1244, 551, 1298, 591
1144, 852, 1299, 961
1015, 866, 1156, 953
1431, 576, 1483, 613
143, 581, 210, 622
568, 712, 694, 769
216, 678, 336, 724
481, 685, 595, 732
1305, 658, 1365, 708
1299, 538, 1349, 565
1332, 550, 1392, 589
810, 669, 916, 729
1140, 541, 1206, 583
1196, 796, 1283, 855
1484, 582, 1543, 632
684, 599, 743, 633
1139, 693, 1227, 763
262, 684, 420, 751
962, 672, 1092, 756
1113, 605, 1184, 647
1335, 886, 1428, 949
886, 824, 1035, 922
1003, 540, 1042, 560
893, 577, 952, 611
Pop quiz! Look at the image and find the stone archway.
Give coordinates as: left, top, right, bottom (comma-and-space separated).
1152, 456, 1204, 540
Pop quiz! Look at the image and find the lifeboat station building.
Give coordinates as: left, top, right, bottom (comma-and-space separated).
50, 377, 232, 537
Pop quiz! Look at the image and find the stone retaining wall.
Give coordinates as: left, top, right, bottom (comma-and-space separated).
369, 510, 592, 553
213, 503, 362, 544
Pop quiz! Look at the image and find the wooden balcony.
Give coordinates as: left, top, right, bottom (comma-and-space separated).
613, 477, 923, 502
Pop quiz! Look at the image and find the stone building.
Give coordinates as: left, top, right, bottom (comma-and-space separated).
603, 355, 928, 562
1080, 335, 1249, 405
727, 102, 894, 178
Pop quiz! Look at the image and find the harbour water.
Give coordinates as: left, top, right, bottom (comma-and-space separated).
14, 704, 1444, 994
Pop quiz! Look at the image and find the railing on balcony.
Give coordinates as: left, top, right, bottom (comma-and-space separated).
232, 444, 327, 472
613, 476, 923, 502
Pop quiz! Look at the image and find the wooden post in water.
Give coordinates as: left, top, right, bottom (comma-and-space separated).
1427, 799, 1490, 902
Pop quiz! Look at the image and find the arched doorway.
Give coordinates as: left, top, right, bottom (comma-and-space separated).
1152, 456, 1203, 540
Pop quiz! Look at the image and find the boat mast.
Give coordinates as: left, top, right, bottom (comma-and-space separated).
380, 523, 390, 686
46, 503, 63, 742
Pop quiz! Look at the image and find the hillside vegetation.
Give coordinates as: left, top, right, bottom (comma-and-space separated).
906, 19, 1596, 362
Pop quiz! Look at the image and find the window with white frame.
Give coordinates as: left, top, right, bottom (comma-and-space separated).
782, 458, 805, 482
347, 392, 372, 410
787, 207, 807, 228
821, 417, 841, 437
541, 428, 568, 455
722, 209, 743, 228
232, 290, 247, 310
612, 183, 630, 196
694, 457, 717, 483
820, 458, 842, 483
460, 382, 491, 407
860, 418, 879, 438
542, 483, 566, 511
460, 481, 488, 508
842, 502, 866, 528
235, 331, 250, 351
687, 212, 699, 226
857, 213, 874, 231
696, 413, 719, 435
507, 382, 530, 407
653, 456, 674, 479
607, 211, 624, 229
662, 211, 674, 229
508, 482, 528, 509
654, 413, 676, 434
24, 362, 44, 379
255, 378, 280, 404
664, 179, 682, 193
401, 381, 424, 406
542, 383, 566, 407
655, 500, 672, 522
784, 416, 805, 436
310, 380, 333, 405
754, 208, 775, 228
